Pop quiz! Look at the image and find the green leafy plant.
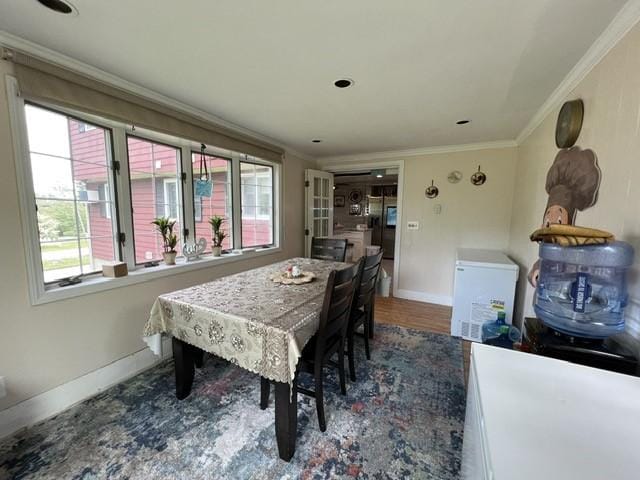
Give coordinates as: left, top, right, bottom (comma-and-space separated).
208, 215, 227, 248
151, 216, 178, 253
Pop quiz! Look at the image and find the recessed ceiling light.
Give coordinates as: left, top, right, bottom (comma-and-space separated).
36, 0, 77, 15
311, 139, 322, 143
456, 119, 471, 125
334, 78, 354, 89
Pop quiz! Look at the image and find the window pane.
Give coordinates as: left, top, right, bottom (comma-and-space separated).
191, 153, 232, 252
40, 239, 83, 283
240, 162, 273, 248
25, 104, 118, 284
128, 136, 182, 263
25, 105, 70, 158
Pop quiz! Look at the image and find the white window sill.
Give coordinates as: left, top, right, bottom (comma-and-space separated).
33, 246, 282, 306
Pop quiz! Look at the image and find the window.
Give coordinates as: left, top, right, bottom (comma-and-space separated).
163, 179, 179, 218
240, 162, 273, 247
11, 90, 280, 304
99, 183, 111, 219
77, 122, 96, 133
24, 103, 119, 284
191, 152, 232, 252
127, 136, 183, 264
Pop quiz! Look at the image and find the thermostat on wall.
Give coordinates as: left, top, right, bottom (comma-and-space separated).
407, 221, 420, 230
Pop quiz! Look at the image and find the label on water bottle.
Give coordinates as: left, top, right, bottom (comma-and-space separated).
572, 272, 590, 313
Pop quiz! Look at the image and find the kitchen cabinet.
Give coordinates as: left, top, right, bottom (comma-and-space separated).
463, 343, 640, 479
332, 230, 372, 261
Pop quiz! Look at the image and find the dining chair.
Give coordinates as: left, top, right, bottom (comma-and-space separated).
310, 237, 348, 262
260, 259, 362, 432
346, 249, 384, 382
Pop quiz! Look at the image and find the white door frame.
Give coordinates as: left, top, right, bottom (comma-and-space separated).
320, 159, 404, 296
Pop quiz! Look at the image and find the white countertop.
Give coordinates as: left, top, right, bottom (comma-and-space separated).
472, 343, 640, 480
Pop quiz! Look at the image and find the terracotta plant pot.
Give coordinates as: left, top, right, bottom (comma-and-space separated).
163, 251, 177, 265
212, 246, 222, 257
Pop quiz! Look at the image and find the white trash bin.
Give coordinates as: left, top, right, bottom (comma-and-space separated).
378, 268, 391, 297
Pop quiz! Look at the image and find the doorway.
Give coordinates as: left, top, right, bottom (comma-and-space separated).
322, 161, 404, 298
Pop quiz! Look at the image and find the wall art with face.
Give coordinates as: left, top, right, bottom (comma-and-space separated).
527, 146, 601, 286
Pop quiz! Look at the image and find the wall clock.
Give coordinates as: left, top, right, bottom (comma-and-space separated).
556, 99, 584, 149
349, 190, 362, 204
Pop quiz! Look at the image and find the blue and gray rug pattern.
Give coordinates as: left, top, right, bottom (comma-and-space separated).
0, 325, 466, 479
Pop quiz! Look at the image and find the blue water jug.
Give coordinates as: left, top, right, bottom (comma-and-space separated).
534, 241, 634, 338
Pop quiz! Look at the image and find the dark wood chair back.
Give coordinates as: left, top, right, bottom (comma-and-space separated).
353, 249, 384, 312
311, 237, 348, 262
314, 260, 362, 359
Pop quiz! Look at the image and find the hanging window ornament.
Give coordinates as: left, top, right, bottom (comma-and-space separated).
470, 165, 487, 186
425, 179, 439, 199
194, 143, 213, 198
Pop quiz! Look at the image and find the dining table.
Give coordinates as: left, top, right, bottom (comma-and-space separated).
142, 257, 349, 461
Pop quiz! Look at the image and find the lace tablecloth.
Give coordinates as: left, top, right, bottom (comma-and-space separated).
143, 258, 347, 384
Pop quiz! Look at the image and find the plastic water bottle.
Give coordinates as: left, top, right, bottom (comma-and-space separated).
482, 311, 519, 348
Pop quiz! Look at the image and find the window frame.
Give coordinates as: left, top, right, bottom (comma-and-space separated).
23, 101, 122, 286
239, 160, 275, 248
189, 149, 234, 252
125, 132, 186, 266
7, 76, 282, 305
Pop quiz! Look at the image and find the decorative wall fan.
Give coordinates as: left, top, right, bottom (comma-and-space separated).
349, 189, 362, 204
470, 165, 487, 186
425, 180, 439, 199
448, 170, 463, 183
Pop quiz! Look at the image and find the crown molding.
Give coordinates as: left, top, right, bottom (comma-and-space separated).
515, 0, 640, 145
0, 30, 313, 162
316, 140, 517, 165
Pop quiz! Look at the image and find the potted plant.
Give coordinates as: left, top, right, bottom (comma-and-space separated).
208, 215, 227, 257
151, 216, 178, 265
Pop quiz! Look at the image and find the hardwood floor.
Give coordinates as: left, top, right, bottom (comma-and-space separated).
374, 295, 471, 382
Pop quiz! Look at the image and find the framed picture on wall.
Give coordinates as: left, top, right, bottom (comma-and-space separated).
334, 195, 345, 207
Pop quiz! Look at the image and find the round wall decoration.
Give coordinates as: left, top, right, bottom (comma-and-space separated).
470, 165, 487, 186
448, 170, 463, 183
556, 99, 584, 149
348, 189, 362, 204
425, 180, 439, 199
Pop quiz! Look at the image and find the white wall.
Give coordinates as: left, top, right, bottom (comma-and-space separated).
508, 21, 640, 338
399, 148, 517, 304
0, 58, 314, 412
320, 146, 518, 305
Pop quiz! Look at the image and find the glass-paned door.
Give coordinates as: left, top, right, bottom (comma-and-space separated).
305, 169, 334, 257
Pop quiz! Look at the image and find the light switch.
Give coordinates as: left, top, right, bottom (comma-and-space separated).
0, 377, 6, 399
407, 221, 419, 230
434, 204, 442, 215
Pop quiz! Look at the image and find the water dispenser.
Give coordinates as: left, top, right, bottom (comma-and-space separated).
534, 241, 635, 338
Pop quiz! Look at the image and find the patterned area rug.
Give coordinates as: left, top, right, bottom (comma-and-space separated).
0, 325, 466, 479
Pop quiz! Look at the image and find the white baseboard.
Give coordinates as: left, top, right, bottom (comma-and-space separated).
0, 337, 172, 441
394, 289, 453, 307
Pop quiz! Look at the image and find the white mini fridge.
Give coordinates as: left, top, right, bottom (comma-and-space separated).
451, 249, 519, 341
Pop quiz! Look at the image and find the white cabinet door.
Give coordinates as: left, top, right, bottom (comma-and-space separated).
304, 169, 334, 257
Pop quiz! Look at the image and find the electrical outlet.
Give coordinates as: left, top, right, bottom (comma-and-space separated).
0, 377, 6, 399
407, 221, 420, 230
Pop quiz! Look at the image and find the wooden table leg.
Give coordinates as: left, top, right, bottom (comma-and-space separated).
274, 380, 297, 461
173, 338, 196, 400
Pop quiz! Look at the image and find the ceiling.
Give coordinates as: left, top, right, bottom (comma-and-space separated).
0, 0, 628, 157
